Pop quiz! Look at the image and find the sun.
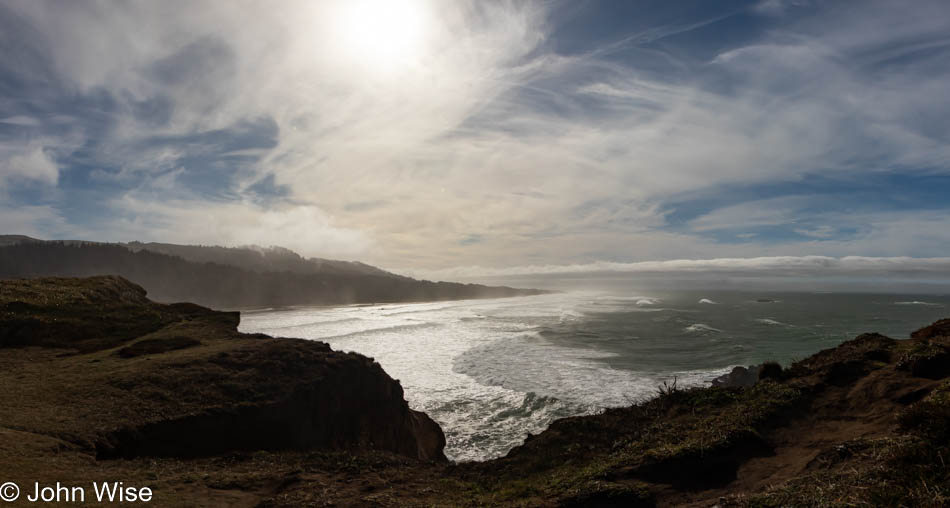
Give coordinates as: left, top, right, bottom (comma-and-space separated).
334, 0, 430, 74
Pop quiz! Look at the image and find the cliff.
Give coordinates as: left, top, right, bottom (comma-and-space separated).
2, 275, 949, 506
0, 276, 445, 467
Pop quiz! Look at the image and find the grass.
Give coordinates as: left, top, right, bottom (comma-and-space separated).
727, 380, 950, 507
440, 380, 803, 506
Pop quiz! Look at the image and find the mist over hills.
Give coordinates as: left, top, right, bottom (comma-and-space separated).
0, 236, 546, 308
125, 241, 394, 278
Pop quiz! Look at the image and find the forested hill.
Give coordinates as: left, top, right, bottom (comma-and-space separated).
0, 240, 546, 308
125, 241, 393, 277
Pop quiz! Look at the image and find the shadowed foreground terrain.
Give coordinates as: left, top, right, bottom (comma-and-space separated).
2, 276, 950, 506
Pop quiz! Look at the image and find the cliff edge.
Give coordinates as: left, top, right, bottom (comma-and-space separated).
0, 276, 446, 465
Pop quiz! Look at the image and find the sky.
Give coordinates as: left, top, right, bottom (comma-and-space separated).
2, 0, 950, 280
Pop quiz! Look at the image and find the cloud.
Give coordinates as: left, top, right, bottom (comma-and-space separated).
0, 116, 41, 127
399, 255, 950, 280
1, 1, 950, 269
105, 195, 373, 260
0, 145, 59, 187
793, 225, 837, 239
0, 204, 77, 238
689, 197, 812, 232
754, 0, 810, 17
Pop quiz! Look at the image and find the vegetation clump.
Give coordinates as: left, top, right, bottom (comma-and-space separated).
725, 383, 950, 508
897, 339, 950, 379
900, 380, 950, 441
757, 361, 783, 381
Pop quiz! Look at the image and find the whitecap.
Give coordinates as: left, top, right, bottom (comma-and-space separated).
698, 298, 717, 304
558, 309, 585, 322
754, 318, 785, 326
684, 323, 721, 334
263, 316, 363, 330
317, 321, 441, 340
594, 295, 655, 302
895, 301, 941, 306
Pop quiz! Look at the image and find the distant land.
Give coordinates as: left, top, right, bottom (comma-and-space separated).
0, 235, 548, 308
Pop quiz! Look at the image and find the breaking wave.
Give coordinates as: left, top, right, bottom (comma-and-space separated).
239, 289, 950, 462
684, 323, 721, 334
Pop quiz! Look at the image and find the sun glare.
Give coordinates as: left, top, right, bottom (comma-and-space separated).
334, 0, 430, 74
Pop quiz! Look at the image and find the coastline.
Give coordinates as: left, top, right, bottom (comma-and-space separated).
2, 276, 950, 506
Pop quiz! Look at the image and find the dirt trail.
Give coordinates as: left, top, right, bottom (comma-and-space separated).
670, 356, 945, 507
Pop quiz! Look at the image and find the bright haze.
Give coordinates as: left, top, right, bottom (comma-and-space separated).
2, 0, 950, 288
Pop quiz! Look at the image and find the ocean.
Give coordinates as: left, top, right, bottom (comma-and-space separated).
238, 289, 950, 462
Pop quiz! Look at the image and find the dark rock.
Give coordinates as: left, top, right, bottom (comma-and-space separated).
711, 361, 783, 387
909, 352, 950, 379
825, 359, 869, 386
896, 387, 933, 405
911, 319, 950, 340
712, 365, 762, 388
897, 341, 950, 379
758, 361, 784, 381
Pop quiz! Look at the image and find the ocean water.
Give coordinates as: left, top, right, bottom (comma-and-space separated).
238, 290, 950, 462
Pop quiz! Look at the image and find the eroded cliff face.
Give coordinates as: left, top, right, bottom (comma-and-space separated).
0, 276, 446, 462
95, 339, 446, 461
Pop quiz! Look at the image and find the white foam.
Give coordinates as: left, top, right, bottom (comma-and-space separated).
684, 323, 721, 333
594, 295, 656, 302
239, 292, 604, 462
895, 301, 941, 306
237, 292, 748, 462
698, 298, 717, 304
558, 309, 585, 322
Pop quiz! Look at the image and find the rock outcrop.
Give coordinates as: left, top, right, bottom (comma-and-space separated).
0, 276, 446, 462
711, 364, 763, 387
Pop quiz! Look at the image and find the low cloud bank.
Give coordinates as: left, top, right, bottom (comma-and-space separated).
399, 256, 950, 281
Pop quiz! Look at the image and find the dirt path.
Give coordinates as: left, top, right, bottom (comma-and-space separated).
668, 359, 945, 507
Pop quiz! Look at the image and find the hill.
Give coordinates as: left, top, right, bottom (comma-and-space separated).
125, 241, 394, 278
0, 236, 547, 308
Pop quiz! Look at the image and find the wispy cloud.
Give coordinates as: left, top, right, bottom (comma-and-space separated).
1, 0, 949, 272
